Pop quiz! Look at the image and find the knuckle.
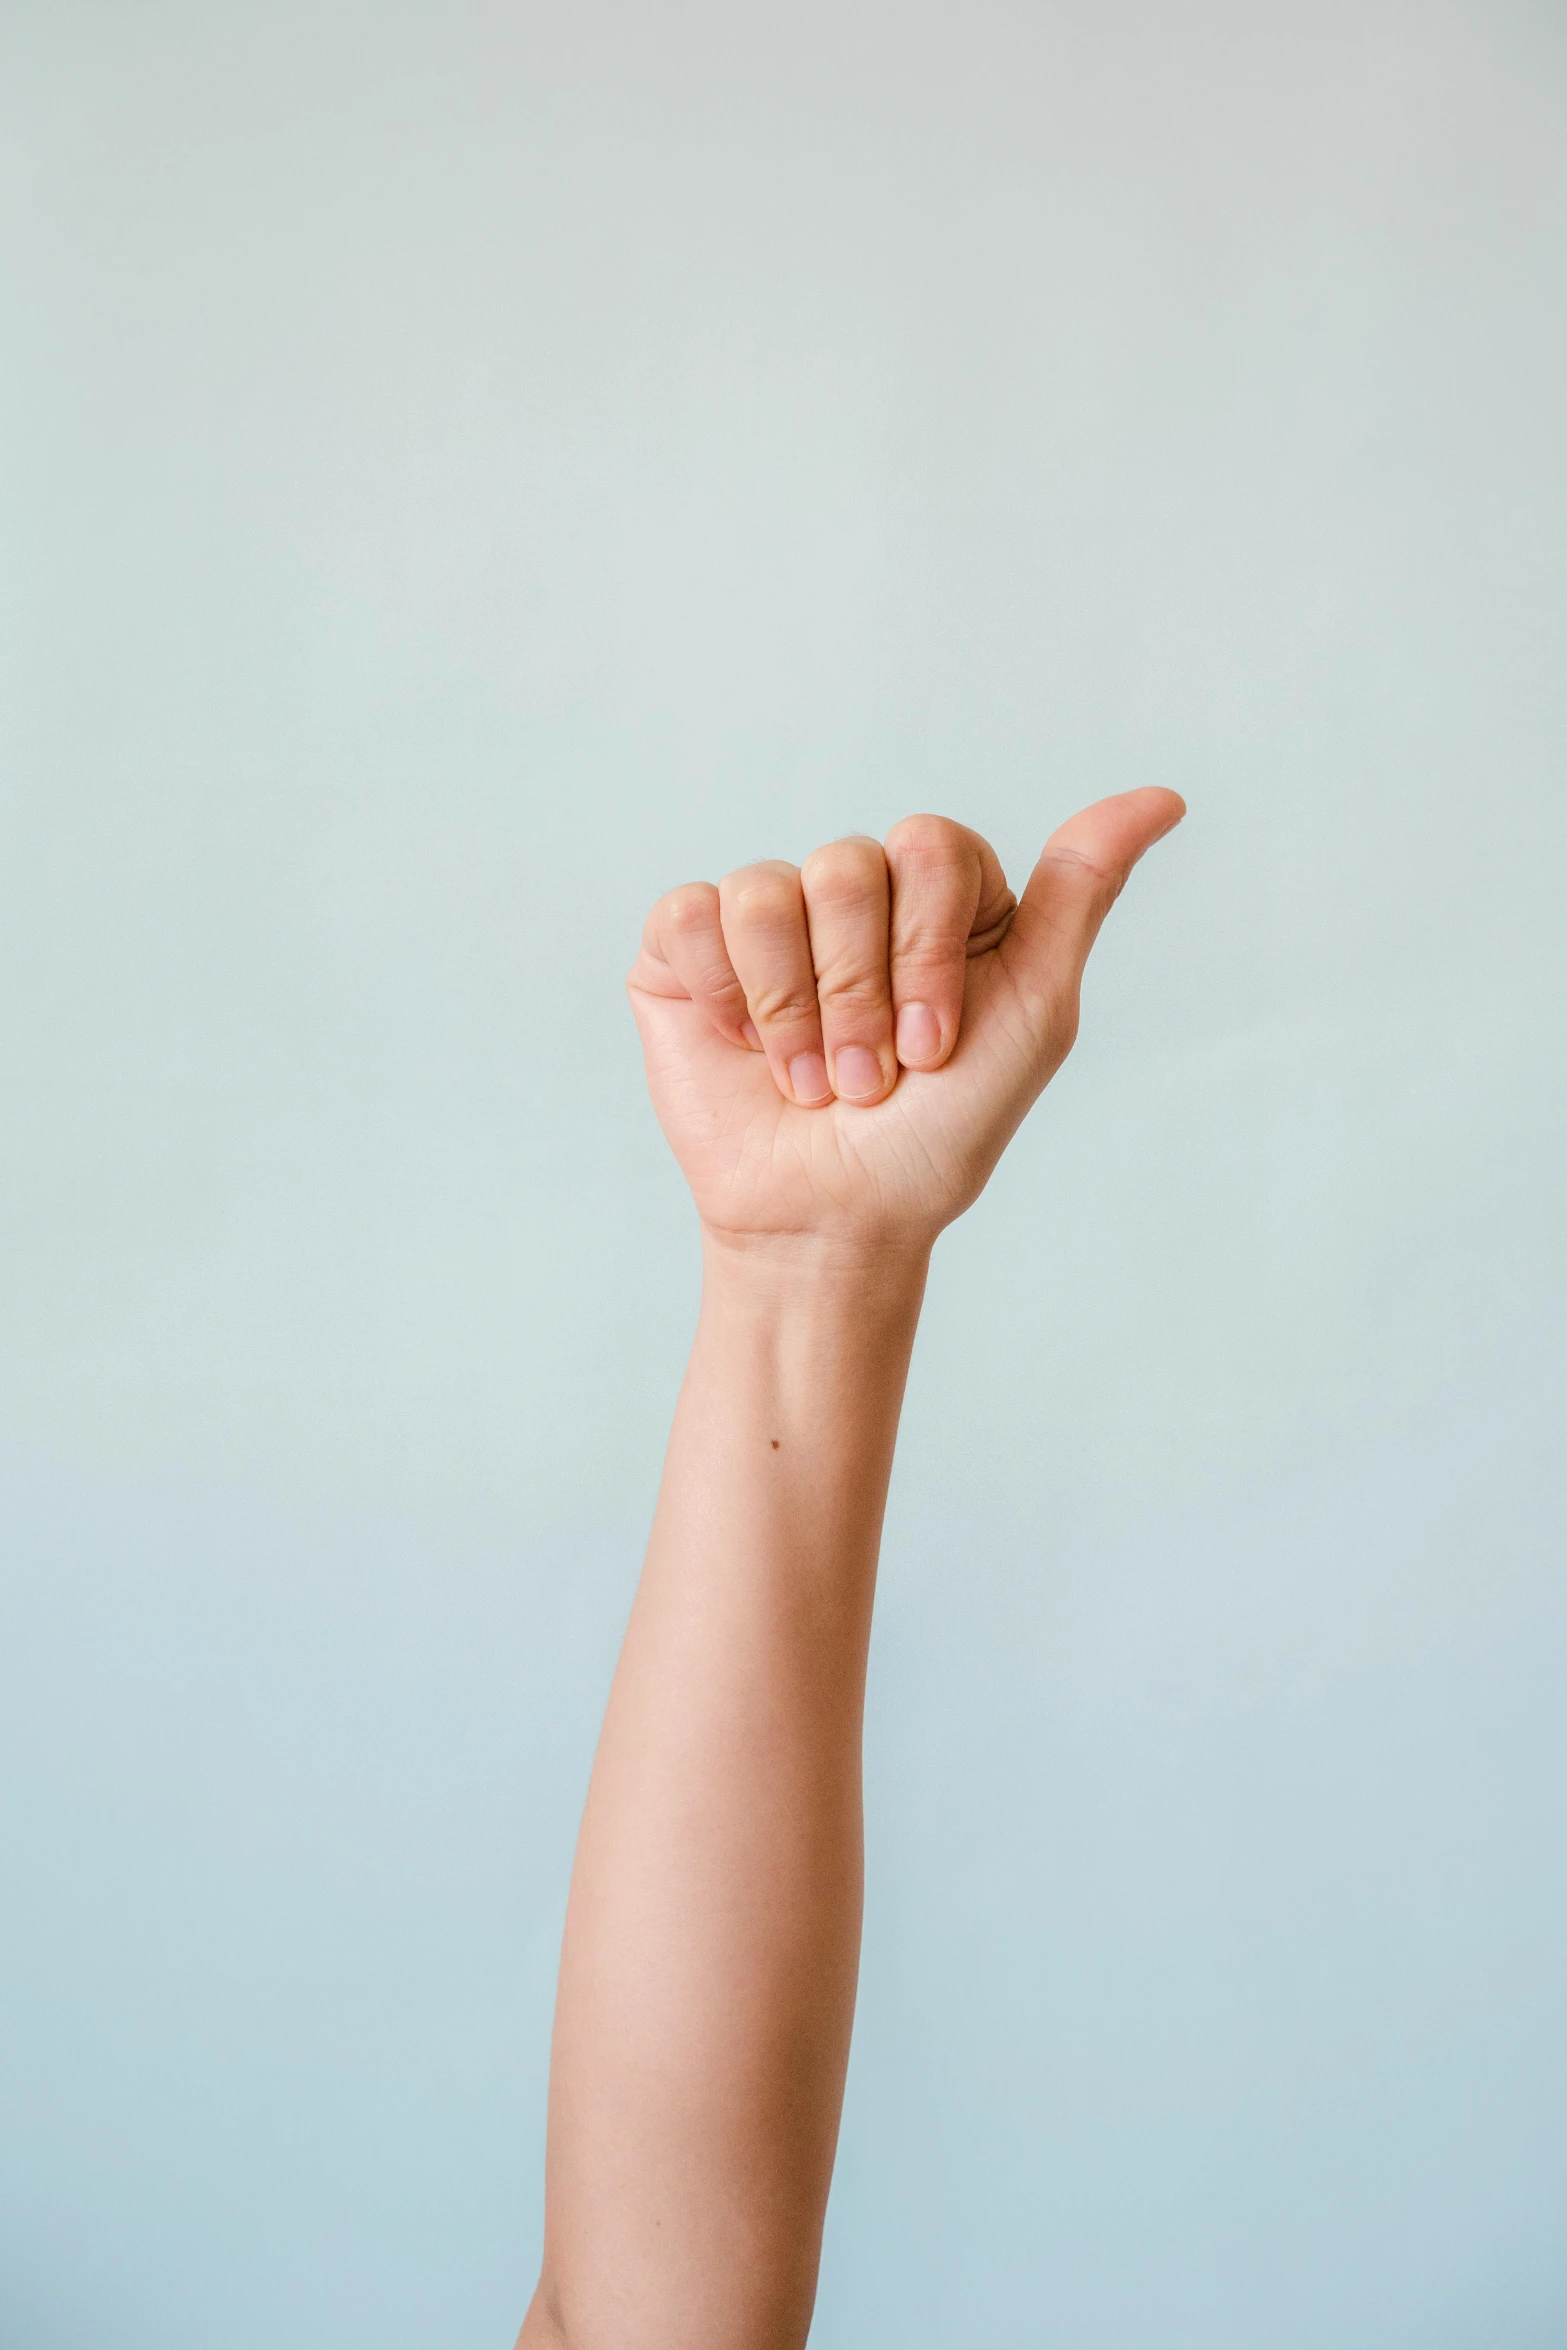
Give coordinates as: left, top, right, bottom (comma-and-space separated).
815, 964, 891, 1014
723, 864, 800, 929
694, 964, 746, 1011
885, 811, 965, 865
890, 943, 963, 987
1040, 847, 1120, 912
750, 981, 819, 1027
662, 882, 718, 935
800, 836, 886, 903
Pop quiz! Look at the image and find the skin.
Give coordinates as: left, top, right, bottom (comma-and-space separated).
516, 788, 1186, 2350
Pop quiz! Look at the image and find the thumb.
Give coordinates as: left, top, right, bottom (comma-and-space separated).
1000, 786, 1186, 1050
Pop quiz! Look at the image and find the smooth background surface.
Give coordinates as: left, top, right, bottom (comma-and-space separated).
3, 4, 1565, 2342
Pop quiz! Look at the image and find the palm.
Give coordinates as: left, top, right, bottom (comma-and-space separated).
637, 939, 1068, 1247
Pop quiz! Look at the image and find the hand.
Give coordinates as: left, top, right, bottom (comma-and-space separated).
627, 790, 1185, 1258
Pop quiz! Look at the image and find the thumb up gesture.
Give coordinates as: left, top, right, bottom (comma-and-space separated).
628, 789, 1185, 1258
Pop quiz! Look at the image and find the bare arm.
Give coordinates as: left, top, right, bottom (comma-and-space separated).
518, 794, 1184, 2349
523, 1241, 925, 2347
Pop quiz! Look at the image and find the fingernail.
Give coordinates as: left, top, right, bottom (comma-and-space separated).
895, 1003, 942, 1066
788, 1051, 831, 1104
741, 1018, 761, 1048
833, 1044, 884, 1101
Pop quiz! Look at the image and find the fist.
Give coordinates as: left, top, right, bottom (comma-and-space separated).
627, 790, 1184, 1256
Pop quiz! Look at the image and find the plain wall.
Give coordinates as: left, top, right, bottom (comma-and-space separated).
2, 3, 1565, 2342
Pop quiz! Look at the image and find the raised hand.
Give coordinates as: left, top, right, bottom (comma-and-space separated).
628, 788, 1185, 1253
522, 787, 1186, 2350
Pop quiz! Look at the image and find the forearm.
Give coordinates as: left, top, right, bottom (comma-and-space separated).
525, 1235, 929, 2350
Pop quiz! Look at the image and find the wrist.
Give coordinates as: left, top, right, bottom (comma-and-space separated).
692, 1224, 930, 1461
697, 1222, 933, 1305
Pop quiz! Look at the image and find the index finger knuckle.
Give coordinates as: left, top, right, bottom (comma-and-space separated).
884, 812, 969, 868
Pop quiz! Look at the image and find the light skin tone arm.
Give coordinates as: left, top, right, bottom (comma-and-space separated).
517, 789, 1185, 2350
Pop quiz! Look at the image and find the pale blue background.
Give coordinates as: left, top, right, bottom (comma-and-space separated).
3, 4, 1566, 2343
